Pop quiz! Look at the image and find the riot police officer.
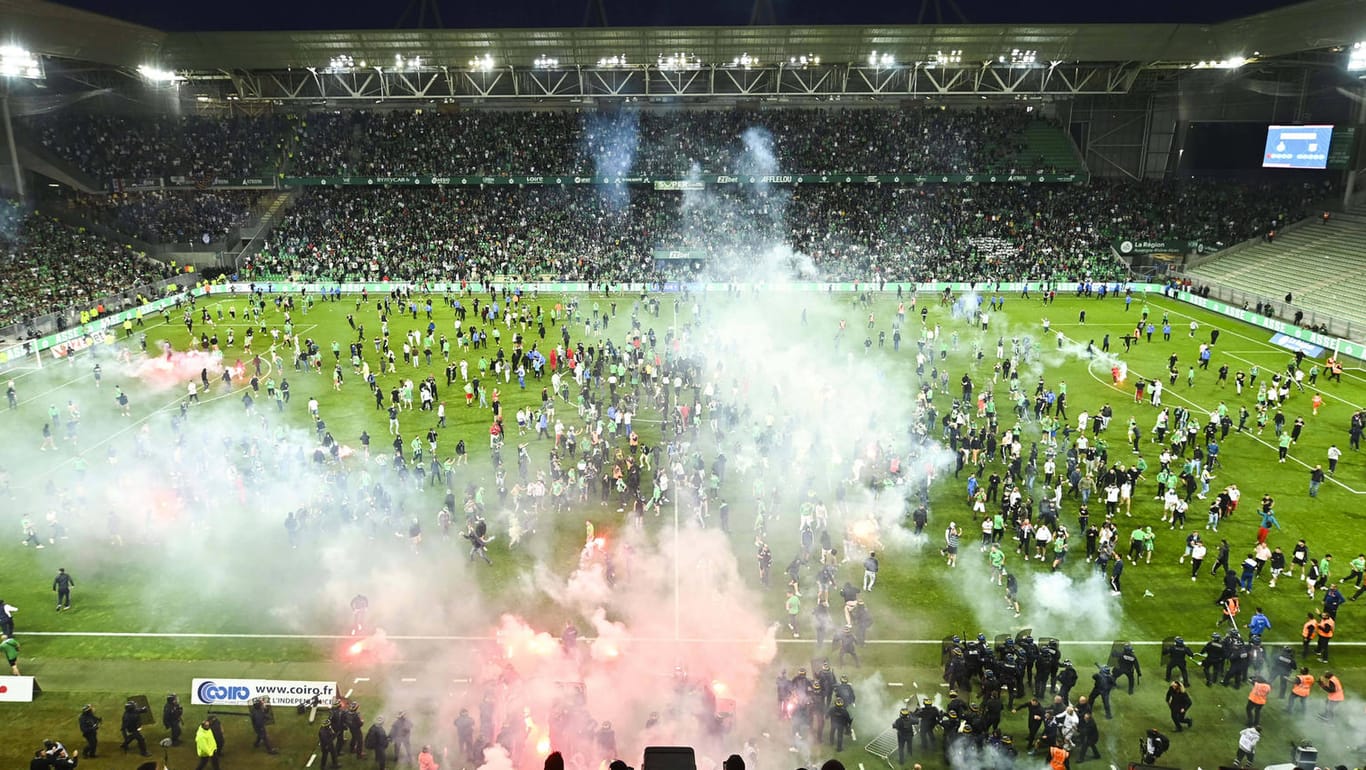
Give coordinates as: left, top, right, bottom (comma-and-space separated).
1115, 644, 1142, 694
163, 694, 184, 746
1035, 640, 1060, 697
892, 705, 916, 765
119, 700, 151, 756
1057, 659, 1079, 702
914, 698, 940, 750
250, 697, 278, 754
1164, 637, 1192, 685
816, 662, 837, 708
319, 718, 341, 770
1269, 646, 1297, 699
1200, 632, 1226, 685
827, 698, 853, 751
834, 676, 856, 709
78, 704, 101, 758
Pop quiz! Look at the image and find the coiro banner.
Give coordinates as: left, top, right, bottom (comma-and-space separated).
191, 678, 337, 707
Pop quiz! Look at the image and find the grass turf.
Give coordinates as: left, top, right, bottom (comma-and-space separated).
0, 285, 1363, 770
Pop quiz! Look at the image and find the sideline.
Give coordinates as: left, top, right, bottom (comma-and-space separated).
18, 630, 1366, 647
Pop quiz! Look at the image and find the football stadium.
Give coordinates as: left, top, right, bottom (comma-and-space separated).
2, 0, 1366, 769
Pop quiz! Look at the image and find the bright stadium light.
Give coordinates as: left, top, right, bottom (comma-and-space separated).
392, 54, 425, 71
533, 55, 559, 70
597, 54, 627, 68
867, 51, 895, 67
326, 55, 356, 73
1348, 42, 1366, 72
728, 53, 759, 69
930, 49, 962, 67
998, 49, 1037, 66
787, 54, 820, 67
1192, 56, 1246, 70
657, 53, 700, 71
468, 54, 495, 72
137, 65, 183, 83
0, 45, 43, 79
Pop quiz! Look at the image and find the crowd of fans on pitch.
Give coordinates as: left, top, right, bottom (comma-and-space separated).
63, 190, 266, 246
243, 180, 1318, 285
0, 208, 171, 330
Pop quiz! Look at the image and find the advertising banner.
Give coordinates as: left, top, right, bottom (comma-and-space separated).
191, 678, 337, 707
0, 676, 37, 702
281, 172, 1084, 187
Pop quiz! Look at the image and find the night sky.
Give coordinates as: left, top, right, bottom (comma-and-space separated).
54, 0, 1308, 31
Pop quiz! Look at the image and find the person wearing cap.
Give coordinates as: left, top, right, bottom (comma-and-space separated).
319, 717, 341, 770
389, 711, 413, 765
366, 716, 391, 769
1234, 724, 1261, 768
892, 704, 916, 764
194, 719, 220, 770
78, 703, 102, 757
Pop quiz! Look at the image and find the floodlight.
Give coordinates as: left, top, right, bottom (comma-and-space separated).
326, 55, 356, 73
597, 55, 627, 68
930, 49, 962, 67
468, 54, 495, 72
392, 54, 424, 71
1347, 42, 1366, 72
657, 53, 700, 71
533, 55, 559, 69
1191, 56, 1246, 70
137, 65, 182, 83
868, 51, 895, 67
729, 53, 759, 69
0, 46, 43, 79
787, 54, 820, 67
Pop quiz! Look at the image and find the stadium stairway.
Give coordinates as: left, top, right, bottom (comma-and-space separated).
1186, 212, 1366, 333
224, 189, 296, 272
1017, 121, 1085, 174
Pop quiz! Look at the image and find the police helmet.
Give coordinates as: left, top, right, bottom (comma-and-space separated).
840, 675, 849, 683
798, 667, 807, 675
1024, 636, 1035, 645
44, 740, 56, 749
1251, 635, 1262, 645
1123, 644, 1133, 653
1062, 659, 1072, 667
822, 661, 832, 670
952, 635, 962, 644
812, 682, 822, 691
923, 698, 932, 706
1211, 632, 1221, 640
1004, 638, 1015, 646
835, 699, 845, 707
376, 716, 385, 724
349, 702, 359, 711
82, 704, 93, 712
1173, 636, 1184, 645
1048, 639, 1059, 650
125, 701, 136, 709
323, 719, 332, 726
977, 633, 987, 642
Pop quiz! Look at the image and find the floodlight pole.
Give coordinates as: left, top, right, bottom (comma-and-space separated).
1, 87, 24, 200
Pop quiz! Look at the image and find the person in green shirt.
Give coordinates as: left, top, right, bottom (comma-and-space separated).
1, 633, 19, 674
785, 591, 801, 638
989, 544, 1006, 584
1278, 433, 1293, 462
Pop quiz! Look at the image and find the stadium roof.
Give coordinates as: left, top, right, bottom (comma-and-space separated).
6, 0, 1366, 73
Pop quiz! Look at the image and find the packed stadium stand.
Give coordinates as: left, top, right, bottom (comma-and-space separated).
0, 207, 172, 328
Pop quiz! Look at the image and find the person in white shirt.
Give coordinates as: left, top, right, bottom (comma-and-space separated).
1235, 725, 1261, 767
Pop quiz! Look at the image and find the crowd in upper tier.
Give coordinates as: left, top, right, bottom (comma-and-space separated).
28, 107, 1063, 181
243, 180, 1317, 285
28, 114, 289, 183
